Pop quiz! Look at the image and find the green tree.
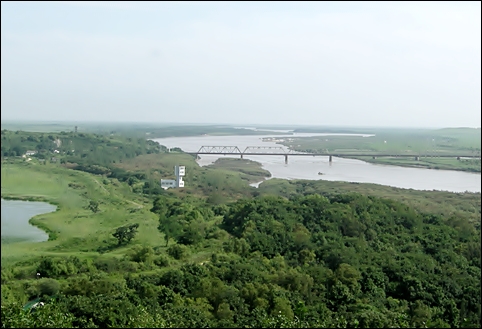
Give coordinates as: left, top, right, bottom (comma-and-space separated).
167, 244, 190, 260
88, 200, 99, 213
158, 216, 182, 247
37, 278, 60, 297
113, 223, 139, 246
0, 302, 76, 328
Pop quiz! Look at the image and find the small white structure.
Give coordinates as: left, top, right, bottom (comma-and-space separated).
160, 165, 185, 189
25, 150, 37, 156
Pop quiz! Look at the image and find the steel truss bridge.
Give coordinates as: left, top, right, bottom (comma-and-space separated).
187, 146, 479, 164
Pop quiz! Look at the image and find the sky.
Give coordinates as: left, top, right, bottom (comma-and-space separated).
1, 1, 481, 128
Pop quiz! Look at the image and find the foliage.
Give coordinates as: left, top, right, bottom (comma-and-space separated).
2, 127, 481, 328
277, 127, 481, 172
88, 200, 99, 213
112, 224, 139, 246
3, 191, 481, 328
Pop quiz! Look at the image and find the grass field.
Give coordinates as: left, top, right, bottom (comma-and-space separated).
0, 154, 267, 267
1, 161, 161, 266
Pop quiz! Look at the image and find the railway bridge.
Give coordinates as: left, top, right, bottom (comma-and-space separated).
186, 146, 479, 164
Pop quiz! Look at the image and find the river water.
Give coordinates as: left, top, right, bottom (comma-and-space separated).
152, 132, 481, 193
1, 199, 56, 244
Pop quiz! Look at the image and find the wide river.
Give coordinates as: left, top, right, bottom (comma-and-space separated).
152, 131, 481, 193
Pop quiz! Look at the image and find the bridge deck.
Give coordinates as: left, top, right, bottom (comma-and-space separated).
188, 152, 479, 158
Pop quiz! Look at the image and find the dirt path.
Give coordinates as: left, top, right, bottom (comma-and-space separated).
126, 199, 144, 208
91, 177, 108, 194
91, 177, 144, 208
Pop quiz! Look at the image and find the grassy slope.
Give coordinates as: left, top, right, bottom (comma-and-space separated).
1, 161, 161, 265
1, 153, 266, 266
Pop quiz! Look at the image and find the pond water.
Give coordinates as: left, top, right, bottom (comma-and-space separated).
152, 132, 481, 193
1, 199, 56, 244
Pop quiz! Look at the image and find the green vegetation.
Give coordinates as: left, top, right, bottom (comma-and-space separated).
1, 161, 160, 265
1, 127, 481, 328
3, 124, 478, 171
207, 158, 271, 183
277, 127, 481, 172
0, 122, 285, 138
257, 179, 481, 225
112, 223, 140, 246
353, 156, 481, 172
111, 153, 268, 203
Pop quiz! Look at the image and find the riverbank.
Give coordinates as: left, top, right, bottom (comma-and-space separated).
274, 127, 481, 173
341, 156, 481, 173
206, 158, 272, 183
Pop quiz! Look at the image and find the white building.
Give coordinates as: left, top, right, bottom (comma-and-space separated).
160, 165, 185, 189
160, 179, 176, 189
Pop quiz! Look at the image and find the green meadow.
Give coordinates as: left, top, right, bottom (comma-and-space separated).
1, 161, 161, 266
0, 153, 270, 266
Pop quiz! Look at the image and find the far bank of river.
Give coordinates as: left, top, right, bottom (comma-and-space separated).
1, 198, 56, 244
153, 132, 481, 193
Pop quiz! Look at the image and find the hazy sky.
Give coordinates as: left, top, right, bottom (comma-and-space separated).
1, 1, 481, 127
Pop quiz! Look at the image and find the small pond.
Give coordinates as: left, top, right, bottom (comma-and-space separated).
1, 198, 56, 244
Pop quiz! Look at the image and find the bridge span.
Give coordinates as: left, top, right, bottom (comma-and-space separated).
186, 146, 479, 164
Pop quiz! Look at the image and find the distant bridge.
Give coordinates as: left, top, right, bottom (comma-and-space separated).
186, 146, 480, 164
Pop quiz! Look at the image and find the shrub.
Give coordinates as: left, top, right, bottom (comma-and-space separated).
37, 278, 60, 296
167, 244, 190, 260
154, 255, 170, 267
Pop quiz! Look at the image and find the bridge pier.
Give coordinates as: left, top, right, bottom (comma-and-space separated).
192, 148, 473, 163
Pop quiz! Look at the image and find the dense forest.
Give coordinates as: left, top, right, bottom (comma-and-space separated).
1, 129, 480, 328
1, 129, 164, 178
2, 193, 480, 328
